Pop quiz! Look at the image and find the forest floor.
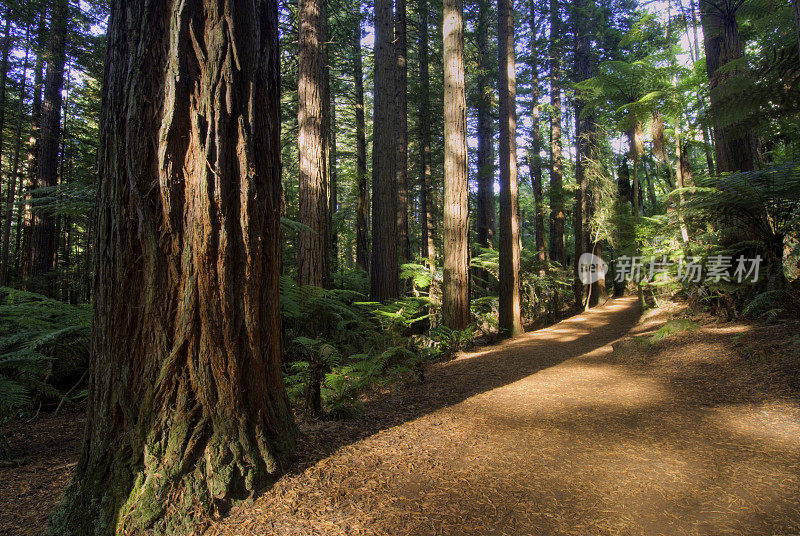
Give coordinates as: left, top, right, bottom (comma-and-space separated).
2, 296, 800, 535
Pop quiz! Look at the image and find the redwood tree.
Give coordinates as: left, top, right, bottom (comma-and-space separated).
418, 0, 436, 264
298, 0, 330, 288
395, 0, 411, 263
29, 0, 68, 296
442, 0, 471, 329
353, 9, 369, 271
548, 0, 565, 266
46, 1, 296, 533
371, 0, 400, 301
498, 0, 522, 336
476, 0, 495, 252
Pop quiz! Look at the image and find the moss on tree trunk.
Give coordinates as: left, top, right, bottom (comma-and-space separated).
46, 1, 296, 534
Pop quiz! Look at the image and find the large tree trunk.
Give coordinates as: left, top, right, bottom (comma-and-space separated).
45, 1, 296, 534
497, 0, 522, 337
29, 0, 68, 297
699, 0, 755, 173
418, 0, 436, 265
298, 0, 330, 288
476, 0, 494, 252
548, 0, 565, 267
371, 0, 400, 301
329, 90, 338, 275
395, 0, 411, 263
353, 11, 369, 272
528, 0, 547, 267
442, 0, 470, 329
0, 31, 29, 285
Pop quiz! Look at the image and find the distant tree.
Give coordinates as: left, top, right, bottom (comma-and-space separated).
418, 0, 436, 264
548, 0, 566, 266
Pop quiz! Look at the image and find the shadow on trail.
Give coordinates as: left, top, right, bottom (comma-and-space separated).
290, 297, 642, 471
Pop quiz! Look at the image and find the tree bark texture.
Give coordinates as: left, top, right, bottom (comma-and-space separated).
371, 0, 400, 301
476, 0, 494, 251
418, 0, 436, 264
699, 0, 755, 173
395, 0, 411, 263
443, 0, 470, 329
46, 1, 296, 534
29, 0, 68, 296
298, 0, 330, 288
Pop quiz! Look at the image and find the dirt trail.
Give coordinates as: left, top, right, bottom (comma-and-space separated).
209, 297, 800, 536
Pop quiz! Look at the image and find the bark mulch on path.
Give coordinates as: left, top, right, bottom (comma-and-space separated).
0, 411, 85, 536
2, 297, 799, 535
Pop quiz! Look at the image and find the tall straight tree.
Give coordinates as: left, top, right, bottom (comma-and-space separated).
395, 0, 411, 262
21, 7, 46, 282
29, 0, 68, 296
699, 0, 755, 172
528, 0, 547, 266
476, 0, 495, 251
418, 0, 436, 264
371, 0, 400, 301
46, 0, 296, 533
497, 0, 522, 336
548, 0, 565, 266
572, 0, 594, 308
353, 8, 369, 271
0, 17, 10, 190
298, 0, 330, 288
442, 0, 470, 329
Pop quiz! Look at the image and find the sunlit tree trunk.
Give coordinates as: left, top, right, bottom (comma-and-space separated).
46, 1, 296, 533
371, 0, 400, 301
442, 0, 470, 329
353, 11, 369, 271
548, 0, 565, 266
498, 0, 522, 336
298, 0, 330, 288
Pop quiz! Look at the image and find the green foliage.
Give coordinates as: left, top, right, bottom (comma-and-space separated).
0, 288, 91, 420
648, 318, 697, 343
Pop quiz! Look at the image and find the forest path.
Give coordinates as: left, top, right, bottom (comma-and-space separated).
208, 297, 800, 536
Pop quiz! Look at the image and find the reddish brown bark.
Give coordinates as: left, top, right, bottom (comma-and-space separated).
46, 1, 295, 533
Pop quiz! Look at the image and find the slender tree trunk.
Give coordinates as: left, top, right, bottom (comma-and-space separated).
1, 32, 29, 285
329, 92, 338, 275
573, 0, 593, 308
548, 0, 565, 266
353, 11, 369, 271
395, 0, 411, 263
371, 0, 400, 301
476, 0, 494, 252
442, 0, 470, 329
21, 10, 46, 283
298, 0, 330, 288
497, 0, 522, 336
0, 18, 11, 216
528, 1, 547, 267
46, 1, 296, 533
699, 0, 755, 173
418, 0, 436, 265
